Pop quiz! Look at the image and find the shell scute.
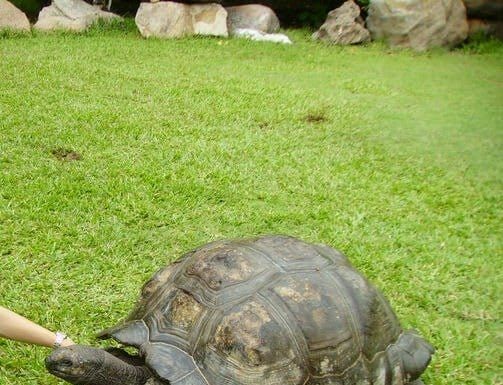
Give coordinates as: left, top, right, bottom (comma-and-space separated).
272, 273, 356, 352
185, 242, 267, 290
156, 289, 203, 333
210, 300, 295, 367
128, 262, 183, 321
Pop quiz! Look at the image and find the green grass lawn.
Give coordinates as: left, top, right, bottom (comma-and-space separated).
0, 22, 502, 385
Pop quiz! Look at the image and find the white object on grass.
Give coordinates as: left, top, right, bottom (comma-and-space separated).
233, 28, 292, 44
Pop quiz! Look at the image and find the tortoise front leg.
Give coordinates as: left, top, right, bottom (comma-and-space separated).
46, 345, 152, 385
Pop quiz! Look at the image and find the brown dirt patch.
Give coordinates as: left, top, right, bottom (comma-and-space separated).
51, 148, 82, 161
304, 112, 328, 124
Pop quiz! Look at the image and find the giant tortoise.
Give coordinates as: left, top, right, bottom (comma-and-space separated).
46, 235, 434, 385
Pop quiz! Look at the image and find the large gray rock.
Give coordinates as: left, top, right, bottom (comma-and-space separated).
0, 0, 30, 31
135, 1, 228, 38
464, 0, 503, 20
34, 0, 120, 31
367, 0, 469, 51
312, 0, 370, 45
226, 4, 280, 34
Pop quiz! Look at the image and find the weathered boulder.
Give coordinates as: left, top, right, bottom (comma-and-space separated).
367, 0, 469, 51
135, 1, 227, 38
34, 0, 120, 31
313, 0, 369, 45
0, 0, 30, 31
226, 4, 280, 33
136, 1, 190, 38
464, 0, 503, 20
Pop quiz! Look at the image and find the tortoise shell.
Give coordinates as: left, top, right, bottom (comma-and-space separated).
100, 235, 433, 385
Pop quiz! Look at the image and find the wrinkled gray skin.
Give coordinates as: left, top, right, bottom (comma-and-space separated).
45, 345, 157, 385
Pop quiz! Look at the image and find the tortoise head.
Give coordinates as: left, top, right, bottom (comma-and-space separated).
46, 345, 151, 385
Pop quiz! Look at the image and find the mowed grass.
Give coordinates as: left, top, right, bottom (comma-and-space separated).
0, 22, 502, 385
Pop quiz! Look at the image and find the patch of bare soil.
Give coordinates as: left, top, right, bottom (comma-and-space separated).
51, 148, 82, 161
304, 112, 328, 124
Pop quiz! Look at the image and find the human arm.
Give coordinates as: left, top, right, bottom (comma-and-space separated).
0, 306, 74, 348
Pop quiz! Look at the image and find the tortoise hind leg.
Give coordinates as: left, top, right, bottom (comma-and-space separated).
371, 331, 434, 384
397, 330, 434, 381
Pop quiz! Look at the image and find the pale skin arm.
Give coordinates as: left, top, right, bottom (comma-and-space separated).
0, 306, 74, 348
